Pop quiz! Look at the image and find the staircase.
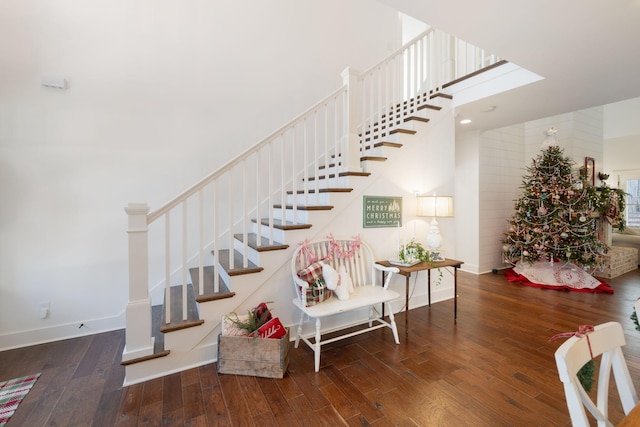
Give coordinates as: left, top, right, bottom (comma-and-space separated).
121, 28, 504, 386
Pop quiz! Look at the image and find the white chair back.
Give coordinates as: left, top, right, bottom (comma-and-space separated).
554, 321, 639, 426
291, 237, 374, 301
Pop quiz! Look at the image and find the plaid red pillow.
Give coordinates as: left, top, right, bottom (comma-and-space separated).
297, 261, 324, 284
297, 262, 333, 306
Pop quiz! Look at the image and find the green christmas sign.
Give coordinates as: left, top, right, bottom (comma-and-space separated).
363, 196, 402, 228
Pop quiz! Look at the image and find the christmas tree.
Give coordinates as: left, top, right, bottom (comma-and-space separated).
502, 131, 606, 270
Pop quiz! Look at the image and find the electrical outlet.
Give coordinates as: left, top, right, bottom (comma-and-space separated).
39, 301, 49, 319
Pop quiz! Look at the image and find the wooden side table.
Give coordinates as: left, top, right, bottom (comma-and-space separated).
376, 258, 464, 330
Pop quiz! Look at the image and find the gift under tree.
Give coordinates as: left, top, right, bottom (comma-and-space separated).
502, 129, 612, 292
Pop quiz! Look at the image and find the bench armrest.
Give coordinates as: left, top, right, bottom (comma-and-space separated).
374, 263, 399, 289
293, 275, 310, 289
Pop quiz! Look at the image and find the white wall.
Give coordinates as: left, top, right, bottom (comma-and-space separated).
604, 97, 640, 140
0, 0, 402, 349
604, 138, 640, 175
603, 97, 640, 186
455, 130, 481, 272
478, 125, 525, 273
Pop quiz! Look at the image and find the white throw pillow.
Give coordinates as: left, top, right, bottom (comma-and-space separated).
339, 265, 355, 294
334, 280, 349, 300
322, 262, 340, 290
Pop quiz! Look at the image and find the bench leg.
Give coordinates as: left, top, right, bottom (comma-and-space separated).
314, 317, 321, 372
295, 311, 304, 348
386, 302, 400, 344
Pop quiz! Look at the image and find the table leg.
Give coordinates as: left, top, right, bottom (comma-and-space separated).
405, 274, 410, 332
454, 267, 458, 320
427, 270, 431, 306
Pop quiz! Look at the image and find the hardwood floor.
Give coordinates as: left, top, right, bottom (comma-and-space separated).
2, 268, 640, 426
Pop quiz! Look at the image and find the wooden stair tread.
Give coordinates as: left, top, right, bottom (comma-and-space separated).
160, 284, 204, 333
362, 141, 403, 150
121, 350, 170, 366
360, 156, 387, 162
287, 188, 353, 194
121, 305, 171, 365
217, 249, 264, 276
390, 128, 416, 135
404, 116, 430, 123
306, 171, 370, 181
430, 92, 453, 100
417, 103, 442, 111
254, 218, 312, 230
189, 266, 236, 302
233, 233, 289, 252
273, 204, 333, 211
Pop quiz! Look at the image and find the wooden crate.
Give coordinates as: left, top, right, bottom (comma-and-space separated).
217, 328, 289, 378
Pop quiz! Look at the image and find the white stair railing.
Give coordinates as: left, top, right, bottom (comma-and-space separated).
359, 28, 501, 154
122, 28, 501, 363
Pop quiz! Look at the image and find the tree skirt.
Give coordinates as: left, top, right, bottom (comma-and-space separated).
0, 373, 40, 426
504, 261, 613, 294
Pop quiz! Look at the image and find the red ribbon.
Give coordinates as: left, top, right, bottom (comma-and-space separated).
297, 235, 362, 266
549, 325, 595, 359
297, 239, 319, 266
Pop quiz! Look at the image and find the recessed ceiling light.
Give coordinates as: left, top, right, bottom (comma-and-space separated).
460, 119, 472, 124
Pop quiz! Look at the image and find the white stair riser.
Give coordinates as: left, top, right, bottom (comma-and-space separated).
285, 192, 331, 206
253, 222, 287, 243
311, 176, 356, 188
233, 238, 260, 266
272, 207, 311, 223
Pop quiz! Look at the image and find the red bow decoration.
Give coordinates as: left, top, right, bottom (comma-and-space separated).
549, 325, 595, 359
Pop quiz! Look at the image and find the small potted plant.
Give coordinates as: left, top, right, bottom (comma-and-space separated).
398, 239, 430, 264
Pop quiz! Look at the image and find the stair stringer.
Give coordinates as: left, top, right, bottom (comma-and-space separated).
124, 101, 453, 386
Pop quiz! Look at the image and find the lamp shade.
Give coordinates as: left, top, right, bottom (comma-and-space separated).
417, 195, 454, 217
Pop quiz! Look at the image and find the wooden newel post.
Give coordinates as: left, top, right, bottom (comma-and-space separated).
122, 202, 154, 361
341, 67, 362, 173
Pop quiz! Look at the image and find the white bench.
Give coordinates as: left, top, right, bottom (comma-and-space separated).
291, 236, 401, 372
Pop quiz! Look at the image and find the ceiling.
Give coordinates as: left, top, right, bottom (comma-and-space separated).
380, 0, 640, 133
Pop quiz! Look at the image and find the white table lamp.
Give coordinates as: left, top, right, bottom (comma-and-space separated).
417, 195, 454, 260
